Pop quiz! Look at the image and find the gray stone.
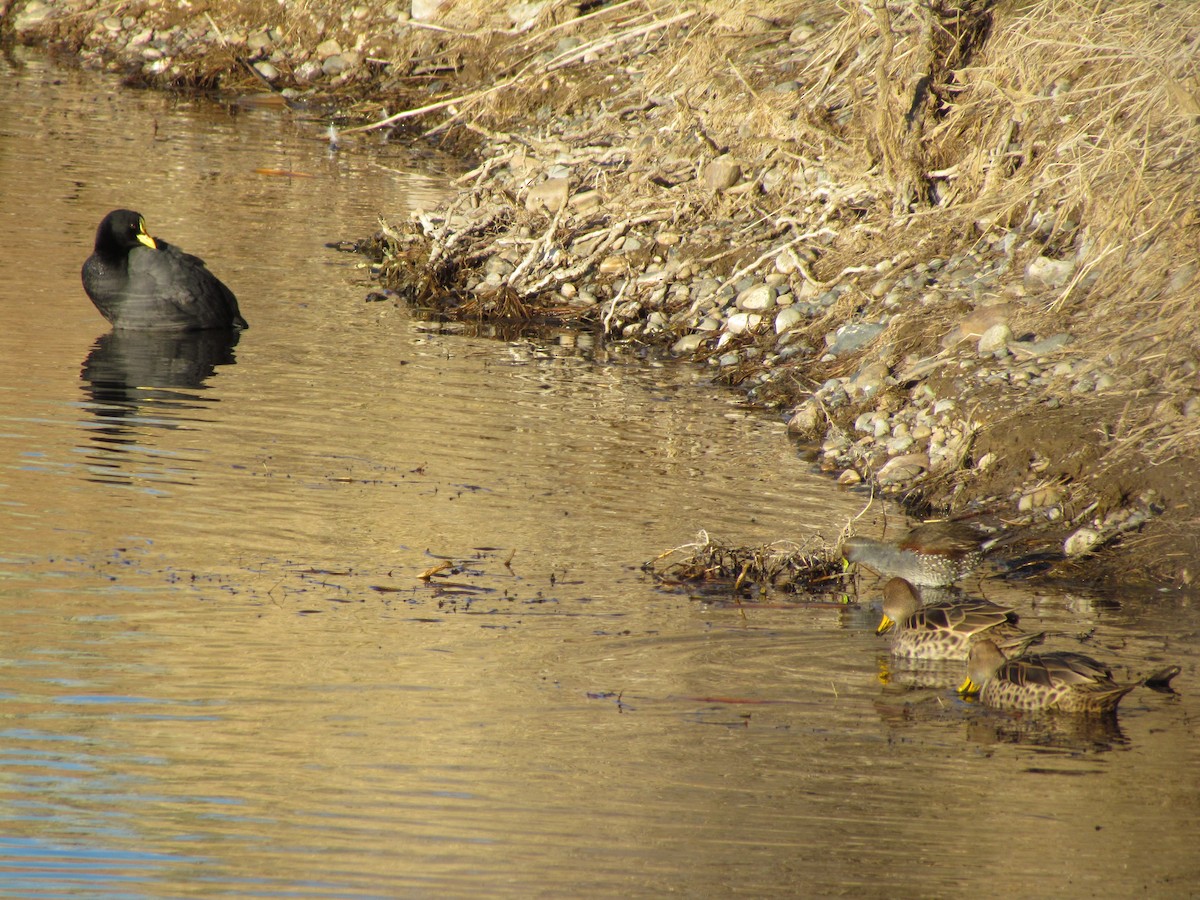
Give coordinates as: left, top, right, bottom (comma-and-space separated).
315, 38, 343, 59
774, 306, 805, 335
1025, 255, 1076, 290
825, 322, 885, 356
702, 156, 742, 192
787, 399, 826, 439
671, 333, 707, 355
525, 177, 570, 212
725, 312, 762, 335
12, 0, 52, 31
322, 54, 350, 76
737, 283, 776, 311
977, 323, 1012, 354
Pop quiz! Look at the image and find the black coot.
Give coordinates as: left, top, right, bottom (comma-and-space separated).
82, 209, 247, 330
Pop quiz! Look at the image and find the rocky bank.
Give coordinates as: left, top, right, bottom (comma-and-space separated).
7, 0, 1200, 586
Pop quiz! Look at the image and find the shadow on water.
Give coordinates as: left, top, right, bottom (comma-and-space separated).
78, 328, 240, 483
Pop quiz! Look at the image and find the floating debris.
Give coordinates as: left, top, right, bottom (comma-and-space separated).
644, 530, 848, 598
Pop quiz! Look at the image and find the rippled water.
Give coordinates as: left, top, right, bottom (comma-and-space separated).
1, 50, 1198, 898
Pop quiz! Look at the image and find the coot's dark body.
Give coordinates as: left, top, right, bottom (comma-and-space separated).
82, 209, 247, 331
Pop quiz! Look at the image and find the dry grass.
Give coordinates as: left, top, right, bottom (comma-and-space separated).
348, 1, 1199, 472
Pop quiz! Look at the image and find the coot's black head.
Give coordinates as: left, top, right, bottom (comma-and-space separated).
94, 209, 158, 258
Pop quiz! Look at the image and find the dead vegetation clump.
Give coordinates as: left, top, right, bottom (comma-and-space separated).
643, 530, 849, 599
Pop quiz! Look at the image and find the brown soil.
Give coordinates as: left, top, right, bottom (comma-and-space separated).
7, 0, 1199, 588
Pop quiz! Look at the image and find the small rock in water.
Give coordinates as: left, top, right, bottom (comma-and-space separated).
787, 399, 825, 440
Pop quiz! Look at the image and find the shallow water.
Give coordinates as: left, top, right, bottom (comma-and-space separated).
1, 49, 1198, 898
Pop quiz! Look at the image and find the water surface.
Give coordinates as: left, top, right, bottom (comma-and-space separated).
1, 49, 1197, 898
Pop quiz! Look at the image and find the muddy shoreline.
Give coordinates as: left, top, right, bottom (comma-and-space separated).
9, 0, 1199, 587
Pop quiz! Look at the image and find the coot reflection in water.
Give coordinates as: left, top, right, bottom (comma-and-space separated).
78, 329, 240, 485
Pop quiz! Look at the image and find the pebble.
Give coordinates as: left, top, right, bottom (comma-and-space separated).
876, 453, 929, 485
1064, 527, 1102, 557
323, 54, 351, 76
702, 156, 742, 191
1010, 333, 1072, 358
977, 323, 1011, 354
774, 306, 805, 335
296, 61, 324, 82
787, 399, 825, 439
1025, 255, 1076, 290
725, 312, 762, 335
1018, 484, 1064, 511
825, 322, 885, 356
846, 359, 888, 399
570, 190, 602, 214
11, 0, 51, 30
736, 283, 775, 311
526, 177, 570, 212
315, 38, 343, 59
